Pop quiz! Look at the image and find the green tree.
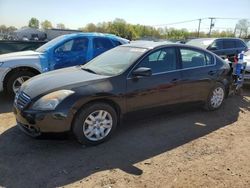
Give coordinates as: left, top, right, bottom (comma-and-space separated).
236, 19, 250, 38
41, 20, 53, 29
7, 26, 17, 33
56, 23, 66, 29
28, 17, 39, 29
85, 23, 97, 32
0, 25, 7, 33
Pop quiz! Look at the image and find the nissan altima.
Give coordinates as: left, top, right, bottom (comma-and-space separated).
13, 42, 232, 145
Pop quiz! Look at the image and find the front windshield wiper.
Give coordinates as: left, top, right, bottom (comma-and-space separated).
81, 67, 97, 74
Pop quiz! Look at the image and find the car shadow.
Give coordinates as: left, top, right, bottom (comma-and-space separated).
0, 92, 13, 113
0, 91, 250, 188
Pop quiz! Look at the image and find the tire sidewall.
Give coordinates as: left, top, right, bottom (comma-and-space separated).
73, 103, 118, 145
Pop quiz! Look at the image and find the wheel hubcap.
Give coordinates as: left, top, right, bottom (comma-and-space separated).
83, 110, 113, 141
210, 87, 224, 108
12, 76, 31, 93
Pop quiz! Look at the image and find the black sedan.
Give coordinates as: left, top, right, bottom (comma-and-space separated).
14, 42, 232, 145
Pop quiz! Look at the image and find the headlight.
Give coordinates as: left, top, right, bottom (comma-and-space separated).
0, 62, 4, 67
31, 90, 74, 110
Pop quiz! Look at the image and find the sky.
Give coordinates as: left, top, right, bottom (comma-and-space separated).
0, 0, 250, 32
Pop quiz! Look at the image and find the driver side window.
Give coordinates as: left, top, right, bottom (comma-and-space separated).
55, 38, 89, 54
55, 40, 74, 53
139, 48, 177, 74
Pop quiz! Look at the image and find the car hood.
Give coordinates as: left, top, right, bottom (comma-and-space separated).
21, 66, 110, 98
0, 50, 42, 62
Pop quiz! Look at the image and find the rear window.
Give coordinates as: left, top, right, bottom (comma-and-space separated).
235, 40, 246, 48
93, 37, 114, 49
186, 39, 214, 49
180, 48, 214, 69
223, 40, 235, 49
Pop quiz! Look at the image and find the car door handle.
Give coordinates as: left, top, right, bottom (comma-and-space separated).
171, 78, 179, 82
208, 70, 216, 75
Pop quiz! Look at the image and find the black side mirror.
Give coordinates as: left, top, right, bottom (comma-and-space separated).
208, 47, 218, 51
132, 67, 152, 77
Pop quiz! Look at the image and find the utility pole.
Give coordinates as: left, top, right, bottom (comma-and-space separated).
197, 19, 201, 38
208, 17, 215, 37
234, 24, 237, 37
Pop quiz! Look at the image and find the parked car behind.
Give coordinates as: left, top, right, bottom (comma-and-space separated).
14, 42, 232, 145
186, 38, 248, 60
244, 50, 250, 83
0, 33, 129, 95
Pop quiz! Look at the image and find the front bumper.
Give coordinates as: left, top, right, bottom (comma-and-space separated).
13, 105, 73, 136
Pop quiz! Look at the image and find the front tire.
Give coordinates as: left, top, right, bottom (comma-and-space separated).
205, 82, 225, 111
6, 71, 36, 96
73, 102, 118, 145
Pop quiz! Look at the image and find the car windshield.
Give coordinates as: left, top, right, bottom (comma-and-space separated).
36, 35, 65, 52
82, 46, 147, 76
187, 39, 215, 49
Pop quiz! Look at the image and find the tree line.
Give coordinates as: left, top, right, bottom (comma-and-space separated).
1, 17, 249, 40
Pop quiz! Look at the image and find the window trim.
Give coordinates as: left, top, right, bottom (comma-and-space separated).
53, 37, 89, 54
93, 37, 115, 49
178, 47, 216, 69
127, 46, 180, 78
127, 46, 217, 80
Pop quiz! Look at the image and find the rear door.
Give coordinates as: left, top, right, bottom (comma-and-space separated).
126, 47, 182, 112
178, 47, 216, 102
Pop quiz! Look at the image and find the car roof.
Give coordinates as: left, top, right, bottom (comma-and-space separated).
61, 32, 128, 42
189, 37, 244, 41
121, 42, 216, 55
122, 41, 175, 49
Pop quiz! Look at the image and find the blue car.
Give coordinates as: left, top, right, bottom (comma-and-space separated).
0, 33, 129, 95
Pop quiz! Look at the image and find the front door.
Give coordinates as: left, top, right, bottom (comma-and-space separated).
126, 47, 182, 112
53, 37, 89, 70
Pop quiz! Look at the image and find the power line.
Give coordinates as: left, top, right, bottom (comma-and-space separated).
153, 17, 250, 27
152, 18, 205, 27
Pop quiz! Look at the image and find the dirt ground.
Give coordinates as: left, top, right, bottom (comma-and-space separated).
0, 87, 250, 188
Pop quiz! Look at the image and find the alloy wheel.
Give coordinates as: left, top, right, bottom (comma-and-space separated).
12, 76, 31, 93
210, 87, 224, 108
83, 110, 113, 141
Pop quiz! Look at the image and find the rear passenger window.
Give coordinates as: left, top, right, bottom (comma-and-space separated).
139, 48, 177, 73
93, 38, 114, 50
223, 40, 235, 49
235, 40, 246, 48
180, 49, 213, 69
93, 37, 114, 57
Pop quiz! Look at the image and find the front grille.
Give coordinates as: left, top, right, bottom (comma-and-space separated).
15, 92, 31, 109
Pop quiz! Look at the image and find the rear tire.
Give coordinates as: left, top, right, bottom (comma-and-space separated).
204, 82, 225, 111
6, 71, 36, 96
73, 102, 118, 146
